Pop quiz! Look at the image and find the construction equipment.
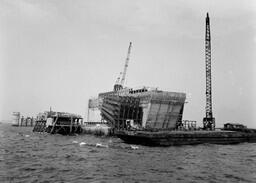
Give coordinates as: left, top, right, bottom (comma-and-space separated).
115, 72, 122, 84
120, 42, 132, 87
113, 42, 132, 91
113, 72, 123, 91
203, 13, 215, 130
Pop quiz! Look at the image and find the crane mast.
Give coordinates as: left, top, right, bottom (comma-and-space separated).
120, 42, 132, 86
203, 13, 215, 130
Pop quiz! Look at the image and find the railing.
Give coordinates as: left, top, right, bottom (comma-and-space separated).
176, 120, 197, 130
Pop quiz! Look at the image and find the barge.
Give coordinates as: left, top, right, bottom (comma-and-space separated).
92, 87, 256, 146
116, 129, 256, 146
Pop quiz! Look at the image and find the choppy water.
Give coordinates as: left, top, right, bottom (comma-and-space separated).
0, 123, 256, 183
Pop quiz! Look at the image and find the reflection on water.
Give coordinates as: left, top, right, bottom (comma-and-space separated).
0, 123, 255, 183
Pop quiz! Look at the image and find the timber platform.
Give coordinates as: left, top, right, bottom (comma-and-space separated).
33, 111, 83, 135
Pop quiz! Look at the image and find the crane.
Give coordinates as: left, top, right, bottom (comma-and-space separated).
115, 72, 122, 85
113, 42, 132, 91
120, 42, 132, 87
113, 72, 123, 91
203, 13, 215, 130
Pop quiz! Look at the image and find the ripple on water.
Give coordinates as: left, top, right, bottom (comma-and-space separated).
1, 124, 256, 183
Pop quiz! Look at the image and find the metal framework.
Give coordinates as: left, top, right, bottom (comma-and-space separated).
113, 42, 132, 91
203, 13, 215, 130
101, 95, 142, 130
120, 42, 132, 86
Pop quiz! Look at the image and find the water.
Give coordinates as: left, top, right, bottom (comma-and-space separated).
0, 123, 256, 183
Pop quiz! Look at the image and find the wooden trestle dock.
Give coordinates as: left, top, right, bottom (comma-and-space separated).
33, 112, 83, 135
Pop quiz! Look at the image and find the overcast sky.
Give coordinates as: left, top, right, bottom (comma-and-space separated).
0, 0, 255, 128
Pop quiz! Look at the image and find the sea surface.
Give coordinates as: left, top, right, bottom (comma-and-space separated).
0, 123, 256, 183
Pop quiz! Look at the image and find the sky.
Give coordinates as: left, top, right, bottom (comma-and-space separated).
0, 0, 255, 128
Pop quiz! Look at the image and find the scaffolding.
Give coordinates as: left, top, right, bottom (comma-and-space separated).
101, 95, 143, 130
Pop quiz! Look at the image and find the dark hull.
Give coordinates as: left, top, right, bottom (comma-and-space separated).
116, 130, 256, 146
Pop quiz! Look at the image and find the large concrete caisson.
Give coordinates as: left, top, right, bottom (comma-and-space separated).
138, 91, 186, 129
99, 87, 186, 130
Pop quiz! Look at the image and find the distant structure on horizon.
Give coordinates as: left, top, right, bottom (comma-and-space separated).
12, 112, 35, 127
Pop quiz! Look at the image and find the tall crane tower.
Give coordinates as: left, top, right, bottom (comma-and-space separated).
113, 42, 132, 91
203, 13, 215, 130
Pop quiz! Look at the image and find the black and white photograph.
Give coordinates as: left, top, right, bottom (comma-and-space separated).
0, 0, 255, 182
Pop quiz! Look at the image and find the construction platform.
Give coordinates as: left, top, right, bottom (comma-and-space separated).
98, 87, 186, 131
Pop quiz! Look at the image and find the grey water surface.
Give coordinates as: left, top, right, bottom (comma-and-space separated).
0, 123, 256, 183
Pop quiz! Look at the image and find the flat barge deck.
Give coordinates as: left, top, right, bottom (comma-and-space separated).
116, 130, 256, 146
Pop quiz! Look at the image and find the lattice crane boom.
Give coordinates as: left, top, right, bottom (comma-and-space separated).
203, 13, 215, 130
120, 42, 132, 86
